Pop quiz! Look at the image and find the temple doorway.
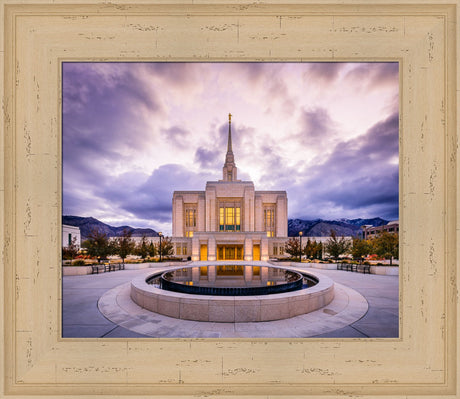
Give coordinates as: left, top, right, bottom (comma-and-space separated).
217, 245, 244, 260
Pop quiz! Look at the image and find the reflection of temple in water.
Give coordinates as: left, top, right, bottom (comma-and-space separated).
172, 114, 288, 261
168, 266, 291, 288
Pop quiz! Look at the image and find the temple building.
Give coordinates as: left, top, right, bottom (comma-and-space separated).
172, 114, 288, 261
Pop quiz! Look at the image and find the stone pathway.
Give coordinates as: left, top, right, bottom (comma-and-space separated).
98, 280, 368, 338
62, 265, 399, 338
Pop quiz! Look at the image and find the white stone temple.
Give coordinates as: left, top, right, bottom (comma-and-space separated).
172, 114, 288, 261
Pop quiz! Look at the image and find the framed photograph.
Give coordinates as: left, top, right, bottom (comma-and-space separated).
61, 61, 399, 340
1, 1, 458, 397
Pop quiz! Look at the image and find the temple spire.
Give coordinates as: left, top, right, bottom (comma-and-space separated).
227, 113, 233, 153
222, 113, 237, 182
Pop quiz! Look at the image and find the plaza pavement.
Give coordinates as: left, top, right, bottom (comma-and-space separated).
62, 263, 399, 339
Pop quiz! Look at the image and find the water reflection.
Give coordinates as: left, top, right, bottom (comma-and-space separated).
164, 265, 302, 288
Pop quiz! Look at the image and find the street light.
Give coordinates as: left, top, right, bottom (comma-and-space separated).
158, 232, 163, 262
299, 231, 303, 263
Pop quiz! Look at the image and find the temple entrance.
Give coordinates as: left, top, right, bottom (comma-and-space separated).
253, 244, 261, 261
200, 245, 208, 261
217, 245, 244, 260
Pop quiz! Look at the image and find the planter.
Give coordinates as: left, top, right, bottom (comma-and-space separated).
370, 266, 399, 275
62, 266, 93, 276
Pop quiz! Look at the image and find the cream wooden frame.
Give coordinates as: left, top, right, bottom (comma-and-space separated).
1, 1, 458, 398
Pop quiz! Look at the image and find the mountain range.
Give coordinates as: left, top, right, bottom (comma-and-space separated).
287, 217, 388, 237
62, 215, 159, 241
63, 215, 389, 240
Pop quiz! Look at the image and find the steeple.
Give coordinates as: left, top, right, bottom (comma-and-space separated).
222, 113, 238, 182
227, 113, 233, 153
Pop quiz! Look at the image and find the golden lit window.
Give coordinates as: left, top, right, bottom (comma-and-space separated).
264, 207, 275, 236
219, 204, 241, 231
185, 208, 196, 227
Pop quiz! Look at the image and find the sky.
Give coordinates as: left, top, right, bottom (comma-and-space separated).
62, 62, 399, 235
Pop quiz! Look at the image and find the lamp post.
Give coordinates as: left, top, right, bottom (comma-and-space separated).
158, 232, 163, 262
299, 231, 303, 263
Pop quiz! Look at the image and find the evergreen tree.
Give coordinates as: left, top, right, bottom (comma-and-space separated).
148, 241, 157, 258
135, 235, 150, 259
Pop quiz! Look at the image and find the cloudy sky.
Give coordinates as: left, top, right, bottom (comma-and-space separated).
63, 62, 399, 235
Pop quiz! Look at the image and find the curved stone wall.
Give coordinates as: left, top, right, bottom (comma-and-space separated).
130, 265, 335, 322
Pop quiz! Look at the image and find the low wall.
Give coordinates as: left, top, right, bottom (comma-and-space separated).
62, 266, 93, 276
311, 263, 338, 270
121, 261, 192, 270
370, 266, 399, 275
123, 263, 151, 270
131, 266, 335, 322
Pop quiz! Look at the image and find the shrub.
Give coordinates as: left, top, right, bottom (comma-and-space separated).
363, 261, 370, 265
72, 259, 86, 266
376, 262, 384, 266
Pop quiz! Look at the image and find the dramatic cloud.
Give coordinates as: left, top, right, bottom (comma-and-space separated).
292, 112, 399, 220
62, 62, 399, 234
304, 63, 343, 83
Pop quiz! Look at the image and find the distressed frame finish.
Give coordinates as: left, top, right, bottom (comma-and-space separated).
1, 1, 458, 398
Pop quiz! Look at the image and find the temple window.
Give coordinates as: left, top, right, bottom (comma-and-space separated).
264, 207, 275, 237
219, 203, 241, 231
185, 208, 196, 227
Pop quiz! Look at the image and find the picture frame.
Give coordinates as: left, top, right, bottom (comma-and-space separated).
1, 1, 458, 397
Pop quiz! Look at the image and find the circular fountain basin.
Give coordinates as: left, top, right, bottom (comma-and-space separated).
131, 263, 334, 322
151, 265, 317, 296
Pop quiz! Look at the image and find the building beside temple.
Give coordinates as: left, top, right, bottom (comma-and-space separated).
362, 220, 399, 239
62, 224, 81, 249
172, 114, 288, 261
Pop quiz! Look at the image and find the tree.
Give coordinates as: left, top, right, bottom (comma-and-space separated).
62, 236, 79, 260
314, 241, 323, 260
324, 230, 351, 260
148, 241, 157, 257
82, 228, 111, 263
351, 237, 373, 261
302, 239, 323, 260
114, 229, 135, 265
284, 237, 301, 260
373, 232, 399, 265
158, 236, 174, 258
303, 238, 314, 258
135, 235, 150, 259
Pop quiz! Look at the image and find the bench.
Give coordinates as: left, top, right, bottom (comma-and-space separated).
356, 264, 371, 274
346, 263, 358, 272
107, 263, 125, 272
92, 263, 125, 273
91, 265, 105, 274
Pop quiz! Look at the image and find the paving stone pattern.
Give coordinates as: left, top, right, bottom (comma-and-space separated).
62, 266, 399, 338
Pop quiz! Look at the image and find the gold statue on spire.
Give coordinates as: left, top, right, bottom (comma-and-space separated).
229, 113, 232, 123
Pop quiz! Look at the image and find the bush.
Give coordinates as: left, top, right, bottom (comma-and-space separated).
363, 261, 370, 265
376, 262, 384, 266
72, 259, 86, 266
